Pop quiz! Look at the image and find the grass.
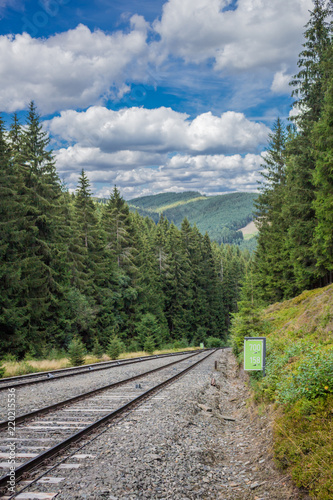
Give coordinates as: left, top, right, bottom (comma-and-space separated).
243, 284, 333, 499
1, 347, 199, 378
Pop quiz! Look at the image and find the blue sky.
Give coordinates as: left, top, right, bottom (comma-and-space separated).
0, 0, 312, 198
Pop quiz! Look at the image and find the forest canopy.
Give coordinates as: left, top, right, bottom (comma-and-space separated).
0, 109, 250, 359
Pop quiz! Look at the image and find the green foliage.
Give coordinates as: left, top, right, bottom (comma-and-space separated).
0, 103, 249, 361
135, 313, 163, 349
0, 363, 5, 378
92, 338, 104, 358
144, 335, 155, 354
277, 349, 333, 403
2, 354, 17, 362
274, 395, 333, 500
242, 282, 333, 500
173, 338, 188, 349
107, 336, 122, 360
230, 271, 269, 358
206, 336, 224, 348
15, 362, 36, 375
47, 347, 67, 360
251, 1, 333, 302
68, 337, 86, 366
127, 340, 141, 353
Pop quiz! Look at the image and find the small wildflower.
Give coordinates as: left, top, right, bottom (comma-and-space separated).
324, 386, 329, 390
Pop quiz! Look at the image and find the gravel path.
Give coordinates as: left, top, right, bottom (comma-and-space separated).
4, 349, 310, 499
0, 353, 193, 420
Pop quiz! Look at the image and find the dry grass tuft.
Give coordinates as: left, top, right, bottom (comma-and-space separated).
2, 347, 200, 378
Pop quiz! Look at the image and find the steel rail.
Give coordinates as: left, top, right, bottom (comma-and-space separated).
0, 350, 203, 391
0, 349, 217, 490
0, 350, 209, 430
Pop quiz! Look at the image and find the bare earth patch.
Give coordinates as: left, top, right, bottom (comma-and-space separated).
240, 221, 258, 236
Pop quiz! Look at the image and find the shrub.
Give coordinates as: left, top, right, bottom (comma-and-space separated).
107, 336, 122, 360
144, 335, 155, 354
0, 363, 5, 378
136, 313, 163, 349
92, 338, 104, 358
277, 349, 333, 403
48, 347, 67, 360
68, 337, 86, 366
16, 362, 36, 375
127, 340, 141, 353
2, 353, 17, 362
173, 339, 188, 350
206, 336, 223, 348
191, 326, 207, 347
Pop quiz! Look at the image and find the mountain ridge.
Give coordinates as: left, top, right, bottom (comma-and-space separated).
127, 191, 257, 248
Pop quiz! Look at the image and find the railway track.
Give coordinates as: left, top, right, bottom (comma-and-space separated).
0, 350, 202, 391
0, 349, 217, 498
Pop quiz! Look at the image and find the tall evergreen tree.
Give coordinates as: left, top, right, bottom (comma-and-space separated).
312, 45, 333, 282
254, 119, 295, 302
18, 102, 64, 353
282, 0, 332, 292
0, 116, 27, 355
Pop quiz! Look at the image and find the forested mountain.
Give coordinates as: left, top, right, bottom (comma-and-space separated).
127, 191, 257, 245
0, 107, 250, 359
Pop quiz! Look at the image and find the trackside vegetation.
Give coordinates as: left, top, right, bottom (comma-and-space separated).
231, 2, 333, 498
231, 285, 333, 499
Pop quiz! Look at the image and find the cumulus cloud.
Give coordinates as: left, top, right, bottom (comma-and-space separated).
153, 0, 312, 71
59, 152, 263, 199
55, 144, 165, 173
46, 106, 269, 155
0, 18, 149, 113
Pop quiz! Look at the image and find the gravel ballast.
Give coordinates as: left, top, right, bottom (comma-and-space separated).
0, 352, 194, 421
41, 349, 308, 499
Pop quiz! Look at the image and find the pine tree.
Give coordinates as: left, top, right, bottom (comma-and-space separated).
10, 103, 64, 353
278, 1, 332, 294
68, 336, 86, 366
163, 223, 192, 339
0, 115, 27, 356
144, 335, 155, 354
75, 170, 99, 251
312, 45, 333, 281
135, 313, 163, 349
290, 0, 332, 128
107, 335, 122, 360
254, 118, 295, 302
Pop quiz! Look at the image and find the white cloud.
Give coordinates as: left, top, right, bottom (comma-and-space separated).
46, 105, 269, 155
101, 152, 263, 199
0, 19, 149, 113
153, 0, 312, 71
55, 143, 263, 199
271, 66, 293, 94
55, 144, 165, 173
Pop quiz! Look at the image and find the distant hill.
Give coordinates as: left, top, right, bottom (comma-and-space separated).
128, 191, 258, 247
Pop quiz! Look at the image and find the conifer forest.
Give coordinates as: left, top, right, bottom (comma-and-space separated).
251, 0, 333, 306
0, 104, 250, 358
0, 0, 332, 362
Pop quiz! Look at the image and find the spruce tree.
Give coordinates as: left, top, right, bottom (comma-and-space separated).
0, 115, 27, 356
312, 45, 333, 282
283, 0, 332, 292
254, 118, 295, 302
12, 103, 64, 353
